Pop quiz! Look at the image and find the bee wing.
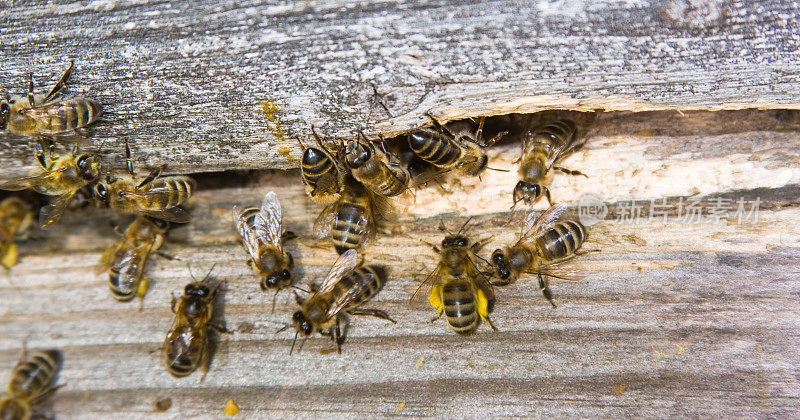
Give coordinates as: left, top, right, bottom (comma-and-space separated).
313, 202, 338, 239
95, 242, 122, 275
520, 204, 570, 242
232, 205, 261, 261
317, 249, 359, 295
0, 174, 46, 191
538, 260, 585, 282
143, 207, 191, 223
39, 192, 74, 229
409, 263, 442, 310
545, 130, 586, 169
254, 191, 282, 248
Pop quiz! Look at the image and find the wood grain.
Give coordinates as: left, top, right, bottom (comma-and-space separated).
2, 106, 800, 417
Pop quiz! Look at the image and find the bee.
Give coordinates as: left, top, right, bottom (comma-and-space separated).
407, 115, 505, 177
0, 145, 101, 228
491, 204, 587, 307
163, 269, 228, 378
297, 127, 344, 204
342, 131, 410, 197
96, 216, 170, 305
315, 174, 387, 255
513, 119, 587, 207
291, 249, 395, 354
93, 141, 195, 223
0, 61, 102, 136
0, 347, 63, 420
411, 221, 498, 335
233, 191, 296, 298
0, 197, 34, 270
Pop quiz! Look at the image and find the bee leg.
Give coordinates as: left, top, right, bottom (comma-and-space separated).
124, 138, 135, 177
43, 60, 74, 103
544, 187, 553, 206
27, 72, 35, 107
349, 308, 396, 323
154, 251, 177, 261
476, 289, 499, 331
34, 143, 47, 168
136, 166, 163, 189
553, 166, 588, 178
370, 82, 393, 117
209, 322, 233, 334
334, 318, 343, 354
538, 272, 557, 308
1, 242, 19, 269
470, 237, 493, 254
170, 293, 178, 313
137, 278, 149, 311
281, 231, 298, 242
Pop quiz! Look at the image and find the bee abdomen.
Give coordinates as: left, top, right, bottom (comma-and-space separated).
408, 133, 461, 167
108, 270, 137, 301
533, 119, 576, 145
8, 350, 62, 398
46, 99, 102, 132
442, 281, 478, 335
145, 177, 195, 210
536, 220, 587, 262
379, 167, 410, 196
332, 203, 367, 254
238, 207, 259, 229
165, 354, 196, 378
336, 264, 387, 307
301, 148, 336, 187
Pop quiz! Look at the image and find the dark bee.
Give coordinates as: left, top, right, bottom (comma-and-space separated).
297, 127, 344, 204
0, 61, 102, 136
291, 249, 395, 354
407, 116, 505, 177
411, 221, 498, 335
342, 132, 410, 197
0, 348, 63, 420
491, 204, 587, 307
93, 141, 195, 223
0, 145, 101, 228
163, 270, 228, 378
314, 175, 384, 255
96, 216, 170, 305
513, 119, 587, 206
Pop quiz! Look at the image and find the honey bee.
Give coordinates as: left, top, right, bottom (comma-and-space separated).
314, 174, 385, 255
407, 115, 505, 177
0, 61, 102, 136
342, 132, 410, 197
233, 191, 296, 296
93, 141, 195, 223
491, 204, 587, 307
163, 269, 228, 378
297, 127, 344, 204
96, 216, 170, 305
0, 197, 34, 270
0, 145, 101, 228
0, 347, 63, 420
513, 119, 587, 207
411, 221, 498, 335
291, 249, 394, 354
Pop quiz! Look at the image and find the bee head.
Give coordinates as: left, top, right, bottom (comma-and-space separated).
261, 269, 292, 291
75, 154, 100, 181
0, 395, 30, 420
442, 234, 469, 249
185, 283, 210, 298
491, 249, 511, 281
92, 182, 109, 205
344, 140, 371, 169
463, 154, 489, 176
292, 311, 313, 336
513, 181, 542, 205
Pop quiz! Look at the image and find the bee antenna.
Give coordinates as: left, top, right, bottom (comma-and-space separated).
289, 331, 299, 355
456, 216, 474, 236
487, 167, 510, 172
202, 263, 217, 283
187, 263, 196, 281
295, 135, 306, 151
291, 285, 310, 294
275, 324, 289, 334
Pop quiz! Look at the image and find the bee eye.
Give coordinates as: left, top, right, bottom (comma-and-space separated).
94, 183, 107, 200
280, 269, 291, 279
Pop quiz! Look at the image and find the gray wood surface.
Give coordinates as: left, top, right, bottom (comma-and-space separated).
1, 0, 799, 179
2, 108, 800, 418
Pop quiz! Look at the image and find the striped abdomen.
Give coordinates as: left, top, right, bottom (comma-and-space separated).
301, 147, 339, 194
355, 163, 409, 197
408, 131, 462, 168
332, 196, 371, 254
108, 250, 149, 301
38, 99, 102, 133
330, 265, 388, 310
534, 220, 587, 263
442, 279, 479, 335
136, 177, 195, 210
164, 325, 205, 377
7, 350, 62, 399
523, 119, 576, 161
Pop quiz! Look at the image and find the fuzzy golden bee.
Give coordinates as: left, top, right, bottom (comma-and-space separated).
93, 142, 195, 223
233, 191, 296, 296
96, 216, 169, 305
291, 249, 394, 354
0, 197, 34, 270
407, 116, 505, 177
0, 61, 102, 136
297, 127, 344, 204
513, 119, 587, 207
0, 348, 63, 420
163, 271, 228, 378
314, 175, 386, 255
0, 145, 101, 228
342, 132, 410, 197
412, 222, 498, 335
491, 204, 587, 307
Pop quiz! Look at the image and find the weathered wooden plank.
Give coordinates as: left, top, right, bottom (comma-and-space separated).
1, 107, 800, 417
1, 0, 800, 179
